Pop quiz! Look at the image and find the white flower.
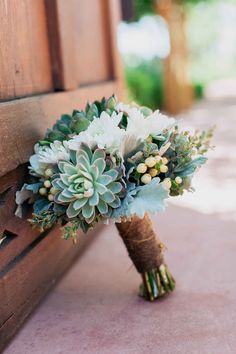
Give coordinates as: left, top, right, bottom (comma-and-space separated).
38, 141, 70, 164
68, 111, 125, 152
29, 141, 70, 176
126, 108, 176, 140
116, 103, 176, 156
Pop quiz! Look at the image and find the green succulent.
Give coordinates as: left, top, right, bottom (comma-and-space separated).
52, 144, 124, 223
39, 95, 118, 145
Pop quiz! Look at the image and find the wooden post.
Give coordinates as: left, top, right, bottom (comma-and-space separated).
155, 0, 193, 114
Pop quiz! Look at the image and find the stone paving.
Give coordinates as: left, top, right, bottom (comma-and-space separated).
4, 98, 236, 354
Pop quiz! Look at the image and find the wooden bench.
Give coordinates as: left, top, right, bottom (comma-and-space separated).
0, 0, 123, 350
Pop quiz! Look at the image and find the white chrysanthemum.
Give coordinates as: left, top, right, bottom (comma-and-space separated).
38, 141, 70, 163
126, 108, 176, 140
116, 102, 143, 120
29, 141, 70, 176
68, 111, 125, 152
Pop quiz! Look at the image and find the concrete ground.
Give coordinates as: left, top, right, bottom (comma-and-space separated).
4, 98, 236, 354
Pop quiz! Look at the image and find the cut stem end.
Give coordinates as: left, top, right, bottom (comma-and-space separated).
139, 264, 175, 301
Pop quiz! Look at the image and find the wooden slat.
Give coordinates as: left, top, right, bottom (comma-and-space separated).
45, 0, 120, 89
107, 0, 125, 95
0, 165, 26, 236
0, 224, 103, 351
45, 0, 78, 89
0, 0, 53, 101
0, 80, 118, 178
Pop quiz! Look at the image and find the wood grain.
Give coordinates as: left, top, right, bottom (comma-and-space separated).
0, 165, 26, 236
45, 0, 116, 88
0, 0, 53, 101
0, 224, 103, 352
0, 80, 119, 177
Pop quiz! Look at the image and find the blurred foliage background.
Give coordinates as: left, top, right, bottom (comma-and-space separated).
118, 0, 236, 111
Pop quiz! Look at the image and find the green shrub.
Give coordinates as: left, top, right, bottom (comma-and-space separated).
124, 58, 164, 110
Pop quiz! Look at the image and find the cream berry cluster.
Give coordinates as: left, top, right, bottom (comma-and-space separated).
39, 168, 57, 201
136, 154, 183, 189
136, 154, 169, 184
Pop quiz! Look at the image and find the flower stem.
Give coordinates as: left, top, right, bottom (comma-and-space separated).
140, 264, 175, 301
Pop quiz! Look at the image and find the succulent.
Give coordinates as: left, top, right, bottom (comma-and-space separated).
40, 95, 118, 145
52, 143, 125, 223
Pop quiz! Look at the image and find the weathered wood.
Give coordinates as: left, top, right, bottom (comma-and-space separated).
0, 224, 103, 352
107, 0, 125, 95
0, 165, 26, 235
73, 0, 113, 85
45, 0, 122, 89
45, 0, 78, 89
0, 80, 118, 178
0, 1, 124, 350
0, 0, 53, 101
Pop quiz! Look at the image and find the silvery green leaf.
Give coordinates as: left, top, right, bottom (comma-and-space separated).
92, 148, 106, 163
97, 200, 108, 214
92, 158, 106, 174
128, 178, 169, 218
97, 174, 112, 186
175, 156, 207, 176
66, 202, 80, 218
26, 182, 43, 194
104, 169, 118, 180
108, 182, 122, 193
89, 192, 99, 206
34, 198, 52, 214
100, 190, 115, 203
82, 203, 95, 219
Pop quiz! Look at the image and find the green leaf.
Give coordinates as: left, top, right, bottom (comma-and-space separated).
47, 131, 65, 142
82, 203, 94, 219
97, 200, 108, 214
72, 117, 90, 133
175, 156, 207, 176
57, 123, 72, 135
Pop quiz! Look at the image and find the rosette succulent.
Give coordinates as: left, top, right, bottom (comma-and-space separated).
52, 143, 125, 223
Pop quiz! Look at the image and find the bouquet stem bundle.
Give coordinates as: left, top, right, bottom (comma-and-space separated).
116, 214, 175, 301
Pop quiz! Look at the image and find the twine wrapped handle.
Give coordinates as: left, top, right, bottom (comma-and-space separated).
116, 214, 164, 273
115, 213, 175, 301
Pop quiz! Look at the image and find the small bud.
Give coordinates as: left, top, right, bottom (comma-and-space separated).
136, 163, 147, 174
141, 173, 152, 184
163, 178, 171, 190
145, 156, 156, 168
44, 180, 51, 188
162, 157, 168, 165
148, 168, 158, 177
175, 176, 183, 184
48, 194, 54, 202
50, 187, 57, 195
45, 168, 53, 177
39, 187, 47, 196
146, 136, 153, 143
160, 165, 168, 173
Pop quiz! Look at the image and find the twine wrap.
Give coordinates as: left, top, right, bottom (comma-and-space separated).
115, 214, 164, 273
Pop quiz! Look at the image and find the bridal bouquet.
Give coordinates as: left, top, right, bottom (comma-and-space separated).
16, 96, 212, 301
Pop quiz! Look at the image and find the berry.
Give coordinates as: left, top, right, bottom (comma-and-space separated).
145, 156, 156, 168
44, 180, 51, 188
160, 165, 168, 173
48, 194, 54, 202
39, 187, 47, 196
141, 173, 152, 184
136, 163, 147, 174
149, 168, 158, 177
175, 176, 183, 184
